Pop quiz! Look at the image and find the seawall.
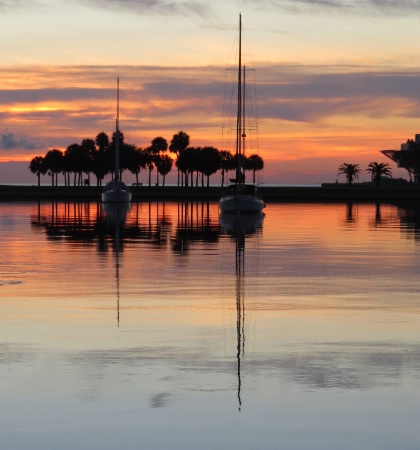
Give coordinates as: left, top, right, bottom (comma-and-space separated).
1, 183, 420, 202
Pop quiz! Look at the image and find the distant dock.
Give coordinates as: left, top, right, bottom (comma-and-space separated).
1, 183, 420, 202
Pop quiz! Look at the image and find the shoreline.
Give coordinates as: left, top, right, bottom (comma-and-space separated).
1, 183, 420, 202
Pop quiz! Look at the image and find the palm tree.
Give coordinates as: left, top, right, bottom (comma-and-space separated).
245, 154, 264, 183
337, 163, 361, 185
143, 146, 154, 186
151, 136, 168, 155
169, 131, 190, 186
127, 147, 147, 186
29, 156, 47, 186
94, 131, 111, 185
64, 143, 83, 186
366, 162, 392, 187
219, 150, 234, 187
95, 132, 109, 152
80, 138, 96, 185
92, 149, 110, 186
43, 149, 64, 186
176, 147, 198, 187
120, 142, 136, 181
150, 137, 168, 186
198, 147, 221, 187
156, 154, 173, 186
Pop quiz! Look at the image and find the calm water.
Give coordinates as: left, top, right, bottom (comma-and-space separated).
1, 201, 419, 450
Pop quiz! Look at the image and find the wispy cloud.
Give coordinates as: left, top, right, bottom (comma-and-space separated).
5, 64, 420, 123
247, 0, 420, 15
83, 0, 211, 17
0, 0, 38, 12
256, 66, 420, 122
0, 88, 111, 104
0, 132, 43, 152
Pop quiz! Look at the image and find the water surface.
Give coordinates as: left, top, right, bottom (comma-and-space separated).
1, 201, 419, 449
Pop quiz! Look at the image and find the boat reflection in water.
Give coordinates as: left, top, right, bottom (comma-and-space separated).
102, 201, 131, 225
103, 202, 131, 326
220, 212, 264, 410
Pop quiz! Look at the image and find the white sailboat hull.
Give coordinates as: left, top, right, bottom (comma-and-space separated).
219, 192, 265, 214
219, 211, 264, 232
102, 180, 132, 203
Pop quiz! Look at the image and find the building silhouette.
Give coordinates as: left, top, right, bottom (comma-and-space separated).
382, 134, 420, 183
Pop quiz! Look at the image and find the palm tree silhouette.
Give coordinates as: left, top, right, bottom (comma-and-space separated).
156, 154, 173, 186
366, 162, 392, 187
127, 146, 146, 186
245, 154, 264, 183
150, 136, 168, 186
169, 131, 190, 186
337, 163, 361, 185
29, 156, 46, 186
64, 143, 83, 186
44, 149, 64, 186
219, 150, 234, 187
198, 146, 221, 187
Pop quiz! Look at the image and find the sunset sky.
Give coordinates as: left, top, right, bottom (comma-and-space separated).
1, 0, 420, 184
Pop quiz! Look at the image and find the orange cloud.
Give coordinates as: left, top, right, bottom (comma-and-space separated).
0, 64, 418, 183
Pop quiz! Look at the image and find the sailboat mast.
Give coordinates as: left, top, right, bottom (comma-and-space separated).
242, 65, 246, 163
236, 14, 242, 184
115, 77, 120, 181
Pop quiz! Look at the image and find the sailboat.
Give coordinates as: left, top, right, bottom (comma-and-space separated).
102, 78, 132, 203
219, 15, 265, 214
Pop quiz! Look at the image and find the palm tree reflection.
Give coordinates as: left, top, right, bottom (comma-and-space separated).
345, 202, 357, 224
173, 202, 220, 253
220, 212, 264, 411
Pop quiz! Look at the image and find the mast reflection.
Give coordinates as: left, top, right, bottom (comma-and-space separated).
220, 212, 264, 411
103, 202, 131, 326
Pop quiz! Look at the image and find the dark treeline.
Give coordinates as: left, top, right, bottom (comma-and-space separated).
29, 130, 264, 188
